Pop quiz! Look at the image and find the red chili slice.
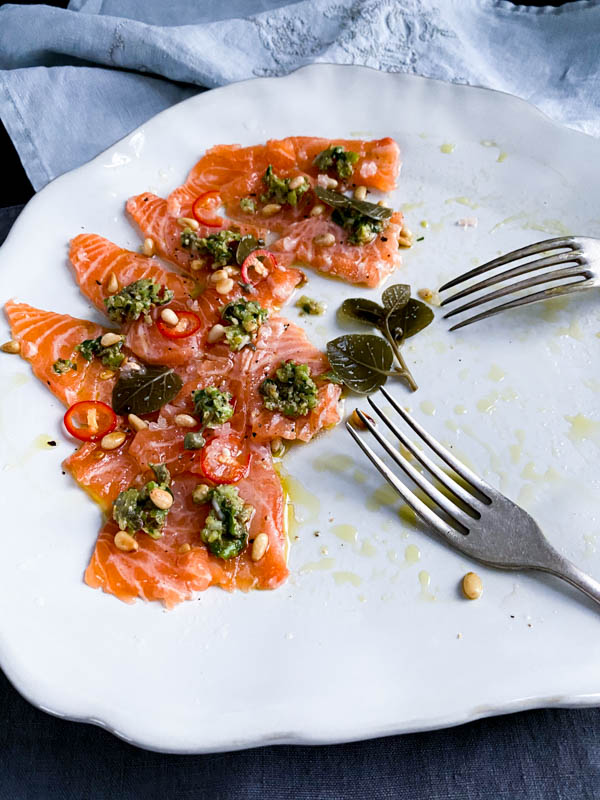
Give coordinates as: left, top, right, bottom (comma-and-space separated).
240, 249, 277, 285
64, 400, 117, 442
201, 437, 251, 484
192, 191, 224, 228
156, 310, 202, 339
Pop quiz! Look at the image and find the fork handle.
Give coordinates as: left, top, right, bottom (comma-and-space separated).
534, 550, 600, 607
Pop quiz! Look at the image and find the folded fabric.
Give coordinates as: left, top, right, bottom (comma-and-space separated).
0, 0, 599, 191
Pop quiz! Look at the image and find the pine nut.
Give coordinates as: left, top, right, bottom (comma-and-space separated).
207, 324, 226, 343
313, 233, 336, 247
310, 204, 325, 217
142, 237, 155, 257
114, 531, 138, 552
149, 487, 173, 510
177, 217, 199, 230
127, 413, 148, 432
350, 409, 374, 429
100, 332, 123, 347
190, 259, 204, 271
418, 288, 433, 302
289, 175, 305, 190
210, 269, 229, 283
174, 413, 197, 428
99, 370, 115, 380
160, 308, 179, 327
106, 272, 119, 294
270, 438, 284, 457
261, 203, 282, 217
398, 227, 413, 248
462, 572, 483, 600
377, 199, 389, 208
354, 185, 368, 200
216, 278, 234, 295
192, 484, 210, 504
251, 533, 269, 562
1, 339, 20, 354
317, 174, 338, 189
101, 431, 127, 450
178, 543, 191, 554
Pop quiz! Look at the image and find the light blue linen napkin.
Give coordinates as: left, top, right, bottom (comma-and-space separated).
1, 0, 599, 191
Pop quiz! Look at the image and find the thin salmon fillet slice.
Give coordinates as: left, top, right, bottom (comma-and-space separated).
84, 446, 289, 607
271, 211, 405, 288
126, 192, 270, 275
4, 301, 117, 407
64, 441, 142, 513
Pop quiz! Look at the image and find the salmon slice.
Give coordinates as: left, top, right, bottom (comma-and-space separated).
126, 192, 270, 274
69, 232, 303, 367
271, 211, 405, 288
64, 441, 141, 513
4, 301, 116, 407
84, 446, 288, 607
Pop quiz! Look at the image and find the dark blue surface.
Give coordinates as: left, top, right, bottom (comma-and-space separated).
1, 206, 599, 799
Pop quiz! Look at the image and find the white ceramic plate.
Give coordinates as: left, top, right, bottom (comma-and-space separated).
2, 65, 600, 754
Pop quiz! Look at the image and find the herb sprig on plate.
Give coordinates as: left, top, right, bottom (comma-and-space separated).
326, 284, 434, 394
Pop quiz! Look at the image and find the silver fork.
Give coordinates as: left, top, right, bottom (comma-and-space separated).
347, 385, 600, 607
438, 236, 600, 331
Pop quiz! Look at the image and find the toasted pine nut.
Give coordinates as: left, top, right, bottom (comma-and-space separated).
101, 431, 127, 450
270, 438, 285, 457
216, 278, 234, 295
398, 230, 413, 248
377, 199, 389, 208
174, 413, 197, 428
418, 288, 433, 302
192, 484, 210, 504
251, 533, 269, 562
289, 175, 305, 190
317, 174, 338, 189
310, 204, 325, 217
350, 409, 375, 429
313, 233, 336, 247
127, 413, 148, 432
106, 272, 119, 294
99, 369, 115, 381
462, 572, 483, 600
149, 487, 173, 510
190, 259, 204, 271
353, 185, 368, 201
142, 237, 155, 257
210, 269, 229, 283
1, 339, 20, 354
225, 266, 240, 277
100, 332, 123, 347
178, 543, 191, 554
177, 216, 199, 230
114, 531, 138, 552
160, 308, 179, 327
207, 324, 226, 343
261, 203, 282, 217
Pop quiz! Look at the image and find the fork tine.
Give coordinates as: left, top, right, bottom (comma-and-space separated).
438, 236, 575, 292
444, 265, 591, 320
379, 386, 494, 499
448, 280, 594, 332
355, 409, 472, 530
366, 395, 483, 514
441, 251, 581, 307
345, 422, 464, 543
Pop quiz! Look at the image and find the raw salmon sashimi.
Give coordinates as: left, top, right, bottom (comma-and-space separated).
4, 301, 117, 407
126, 192, 271, 274
271, 211, 406, 288
64, 441, 142, 513
84, 447, 289, 607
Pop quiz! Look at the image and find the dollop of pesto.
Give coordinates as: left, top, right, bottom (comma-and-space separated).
180, 229, 241, 267
260, 165, 309, 207
76, 335, 125, 369
239, 197, 256, 214
313, 145, 359, 179
192, 386, 234, 429
260, 360, 318, 418
331, 206, 385, 245
221, 298, 268, 351
183, 431, 206, 450
52, 358, 77, 374
104, 279, 174, 324
295, 295, 326, 316
193, 484, 253, 560
112, 463, 172, 539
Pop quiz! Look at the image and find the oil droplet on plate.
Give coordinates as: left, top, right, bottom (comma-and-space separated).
476, 391, 499, 414
454, 405, 467, 416
565, 414, 600, 444
33, 434, 57, 451
445, 196, 478, 209
279, 472, 321, 526
360, 539, 377, 557
366, 484, 399, 512
387, 549, 398, 563
332, 524, 358, 545
418, 570, 435, 601
440, 143, 455, 154
313, 453, 354, 473
497, 151, 508, 163
420, 400, 436, 416
299, 558, 335, 574
333, 571, 362, 587
487, 364, 505, 382
353, 470, 367, 484
510, 429, 526, 464
555, 320, 584, 341
404, 544, 421, 565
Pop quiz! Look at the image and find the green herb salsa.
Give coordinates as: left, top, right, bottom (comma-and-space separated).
180, 229, 241, 267
260, 360, 318, 418
261, 166, 309, 206
221, 298, 268, 351
112, 464, 172, 539
76, 335, 125, 369
313, 145, 359, 179
193, 484, 254, 560
105, 279, 173, 323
